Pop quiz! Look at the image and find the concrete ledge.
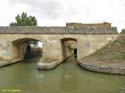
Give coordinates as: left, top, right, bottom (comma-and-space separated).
78, 61, 125, 75
0, 26, 117, 34
0, 58, 23, 67
0, 61, 9, 67
37, 55, 72, 70
37, 60, 61, 70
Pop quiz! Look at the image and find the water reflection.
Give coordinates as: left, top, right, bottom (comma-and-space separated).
0, 56, 125, 93
60, 58, 78, 91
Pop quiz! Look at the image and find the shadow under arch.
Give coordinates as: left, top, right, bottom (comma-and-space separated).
61, 38, 77, 42
61, 38, 77, 60
12, 38, 41, 44
12, 38, 42, 60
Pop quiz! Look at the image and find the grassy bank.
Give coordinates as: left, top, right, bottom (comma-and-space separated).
82, 32, 125, 63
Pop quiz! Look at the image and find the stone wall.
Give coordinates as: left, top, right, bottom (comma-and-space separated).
62, 40, 77, 58
0, 34, 118, 64
0, 26, 117, 34
0, 26, 118, 69
66, 22, 111, 27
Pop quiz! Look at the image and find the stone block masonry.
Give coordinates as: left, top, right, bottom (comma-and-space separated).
0, 24, 118, 70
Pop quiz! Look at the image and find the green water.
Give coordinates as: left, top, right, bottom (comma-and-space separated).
0, 56, 125, 93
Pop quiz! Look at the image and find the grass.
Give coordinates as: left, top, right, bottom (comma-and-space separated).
82, 32, 125, 63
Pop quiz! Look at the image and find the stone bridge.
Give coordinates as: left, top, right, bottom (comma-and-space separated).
0, 26, 118, 69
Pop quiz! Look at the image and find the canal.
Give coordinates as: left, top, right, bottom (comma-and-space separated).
0, 56, 125, 93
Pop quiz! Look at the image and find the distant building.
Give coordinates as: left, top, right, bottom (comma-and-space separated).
66, 22, 111, 27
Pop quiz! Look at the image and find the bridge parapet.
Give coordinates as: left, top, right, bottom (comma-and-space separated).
0, 26, 117, 34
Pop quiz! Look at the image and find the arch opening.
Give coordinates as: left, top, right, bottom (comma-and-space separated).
61, 38, 77, 60
12, 38, 42, 61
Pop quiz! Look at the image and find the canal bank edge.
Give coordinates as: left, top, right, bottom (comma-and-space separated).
0, 58, 23, 67
78, 61, 125, 75
37, 60, 61, 70
37, 56, 72, 70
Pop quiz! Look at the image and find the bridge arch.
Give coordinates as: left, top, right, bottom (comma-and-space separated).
61, 37, 77, 60
11, 38, 42, 61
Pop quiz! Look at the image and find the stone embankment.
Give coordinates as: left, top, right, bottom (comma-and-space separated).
37, 56, 71, 70
0, 58, 22, 67
78, 32, 125, 75
78, 61, 125, 75
37, 60, 61, 70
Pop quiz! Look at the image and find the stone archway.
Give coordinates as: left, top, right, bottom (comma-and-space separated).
61, 38, 77, 60
11, 38, 42, 61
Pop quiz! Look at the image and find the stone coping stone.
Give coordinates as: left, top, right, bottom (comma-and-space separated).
0, 62, 9, 67
0, 58, 23, 67
78, 61, 125, 75
0, 26, 117, 34
37, 60, 61, 70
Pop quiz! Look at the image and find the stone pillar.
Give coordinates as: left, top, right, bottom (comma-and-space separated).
0, 41, 24, 62
42, 39, 62, 62
37, 39, 63, 69
0, 41, 12, 60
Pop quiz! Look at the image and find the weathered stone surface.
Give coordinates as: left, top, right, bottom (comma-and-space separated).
0, 26, 118, 69
0, 26, 117, 34
0, 58, 23, 67
37, 60, 61, 70
0, 34, 118, 62
78, 62, 125, 75
0, 61, 9, 67
66, 22, 111, 27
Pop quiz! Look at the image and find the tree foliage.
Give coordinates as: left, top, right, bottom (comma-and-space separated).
10, 12, 37, 26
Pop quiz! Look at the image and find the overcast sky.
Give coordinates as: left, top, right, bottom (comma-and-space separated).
0, 0, 125, 32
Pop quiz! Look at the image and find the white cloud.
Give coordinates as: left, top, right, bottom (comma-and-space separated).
0, 0, 125, 32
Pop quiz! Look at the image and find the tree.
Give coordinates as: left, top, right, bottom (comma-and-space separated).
10, 12, 37, 26
9, 12, 38, 55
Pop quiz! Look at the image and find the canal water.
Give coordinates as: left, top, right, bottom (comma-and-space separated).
0, 56, 125, 93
